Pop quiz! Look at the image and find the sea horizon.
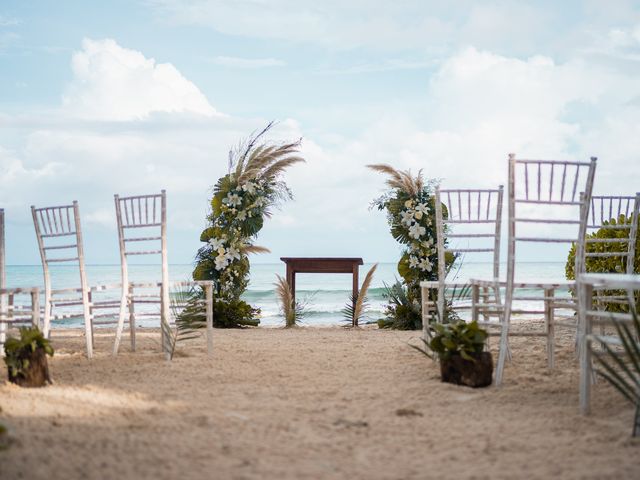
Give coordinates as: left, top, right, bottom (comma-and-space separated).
4, 261, 569, 327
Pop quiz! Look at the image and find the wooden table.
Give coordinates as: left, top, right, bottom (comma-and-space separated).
280, 257, 364, 326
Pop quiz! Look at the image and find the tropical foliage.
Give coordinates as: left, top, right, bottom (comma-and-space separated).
189, 123, 304, 327
377, 280, 422, 330
368, 164, 453, 329
342, 263, 378, 326
411, 320, 488, 361
592, 303, 640, 437
3, 326, 53, 379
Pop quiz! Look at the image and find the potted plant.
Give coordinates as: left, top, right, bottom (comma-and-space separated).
412, 320, 493, 388
4, 327, 53, 387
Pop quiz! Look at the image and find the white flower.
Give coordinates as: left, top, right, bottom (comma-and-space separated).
236, 210, 247, 221
214, 254, 229, 271
418, 258, 433, 272
224, 193, 242, 207
415, 202, 429, 215
408, 255, 419, 268
208, 237, 225, 250
241, 181, 256, 194
400, 209, 414, 226
225, 247, 241, 262
408, 223, 426, 239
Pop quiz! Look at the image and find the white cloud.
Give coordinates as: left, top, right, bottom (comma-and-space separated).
147, 0, 640, 60
148, 0, 458, 51
62, 38, 220, 120
212, 55, 285, 68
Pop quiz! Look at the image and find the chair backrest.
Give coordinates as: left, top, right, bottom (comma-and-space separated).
586, 194, 640, 274
114, 190, 169, 312
31, 201, 89, 304
508, 154, 597, 279
435, 186, 504, 283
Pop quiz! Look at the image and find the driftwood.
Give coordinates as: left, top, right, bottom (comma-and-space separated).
8, 347, 52, 388
440, 352, 493, 388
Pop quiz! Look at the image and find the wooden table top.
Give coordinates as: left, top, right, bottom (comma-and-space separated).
280, 257, 363, 273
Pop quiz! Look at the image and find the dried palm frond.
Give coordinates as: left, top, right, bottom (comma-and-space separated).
342, 263, 378, 326
261, 156, 306, 182
242, 245, 271, 255
367, 163, 424, 196
233, 122, 274, 177
162, 284, 206, 360
274, 274, 296, 327
238, 141, 304, 184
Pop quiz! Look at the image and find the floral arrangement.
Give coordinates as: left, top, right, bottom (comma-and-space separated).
191, 123, 304, 326
368, 164, 451, 328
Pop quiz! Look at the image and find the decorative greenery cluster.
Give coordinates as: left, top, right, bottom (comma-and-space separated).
377, 281, 422, 330
190, 123, 304, 327
3, 327, 54, 378
414, 320, 488, 361
566, 214, 639, 312
368, 164, 453, 329
566, 214, 639, 279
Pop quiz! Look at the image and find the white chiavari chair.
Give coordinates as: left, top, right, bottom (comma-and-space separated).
586, 194, 639, 279
112, 191, 168, 356
113, 191, 214, 359
578, 273, 640, 416
420, 186, 504, 339
31, 201, 95, 357
471, 154, 597, 386
1, 209, 44, 357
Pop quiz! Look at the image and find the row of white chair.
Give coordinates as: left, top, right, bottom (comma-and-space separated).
0, 191, 214, 359
420, 154, 639, 391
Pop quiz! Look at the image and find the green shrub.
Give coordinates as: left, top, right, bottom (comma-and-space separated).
566, 214, 639, 280
566, 214, 639, 311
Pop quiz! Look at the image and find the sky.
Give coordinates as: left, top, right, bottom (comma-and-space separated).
1, 0, 640, 266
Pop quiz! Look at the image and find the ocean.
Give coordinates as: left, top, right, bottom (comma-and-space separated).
3, 261, 570, 328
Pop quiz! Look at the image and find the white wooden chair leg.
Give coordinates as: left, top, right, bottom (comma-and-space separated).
471, 285, 479, 322
128, 284, 136, 351
579, 283, 593, 415
545, 287, 554, 370
437, 284, 445, 324
481, 286, 490, 322
43, 295, 52, 338
113, 287, 128, 355
495, 322, 510, 386
81, 290, 93, 359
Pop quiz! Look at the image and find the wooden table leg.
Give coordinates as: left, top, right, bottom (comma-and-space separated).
352, 264, 359, 327
286, 265, 296, 307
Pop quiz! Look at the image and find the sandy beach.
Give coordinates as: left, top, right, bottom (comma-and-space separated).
1, 324, 638, 480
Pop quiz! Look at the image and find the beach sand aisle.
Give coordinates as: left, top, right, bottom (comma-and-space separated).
1, 325, 638, 479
